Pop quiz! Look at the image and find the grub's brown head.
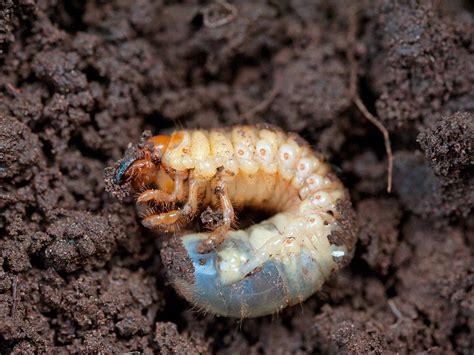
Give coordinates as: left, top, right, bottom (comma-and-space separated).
113, 135, 172, 190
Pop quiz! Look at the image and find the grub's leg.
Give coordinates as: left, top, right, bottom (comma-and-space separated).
141, 173, 202, 230
137, 190, 174, 204
179, 176, 202, 221
141, 210, 181, 228
137, 171, 187, 204
198, 178, 235, 253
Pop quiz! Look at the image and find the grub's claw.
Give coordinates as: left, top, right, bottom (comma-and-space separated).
142, 210, 181, 229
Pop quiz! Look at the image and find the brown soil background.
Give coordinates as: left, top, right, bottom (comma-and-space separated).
1, 1, 473, 354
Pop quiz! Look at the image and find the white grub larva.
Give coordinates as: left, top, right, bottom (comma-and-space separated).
112, 124, 357, 318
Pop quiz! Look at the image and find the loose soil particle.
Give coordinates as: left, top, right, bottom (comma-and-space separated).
0, 1, 473, 354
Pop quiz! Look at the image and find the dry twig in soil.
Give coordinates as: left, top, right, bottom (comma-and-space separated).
347, 8, 393, 193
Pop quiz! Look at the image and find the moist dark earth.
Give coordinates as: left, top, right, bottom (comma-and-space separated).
0, 0, 473, 353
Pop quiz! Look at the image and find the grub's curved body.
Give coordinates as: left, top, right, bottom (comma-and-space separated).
112, 125, 357, 318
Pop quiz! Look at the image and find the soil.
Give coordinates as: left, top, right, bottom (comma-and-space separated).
0, 0, 473, 354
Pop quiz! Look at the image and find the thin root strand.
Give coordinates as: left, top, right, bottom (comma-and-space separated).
347, 7, 393, 193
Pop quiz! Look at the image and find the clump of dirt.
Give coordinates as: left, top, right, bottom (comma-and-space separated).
42, 210, 126, 272
363, 0, 474, 130
0, 114, 42, 182
0, 0, 473, 353
155, 321, 209, 354
357, 198, 402, 275
418, 112, 473, 179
